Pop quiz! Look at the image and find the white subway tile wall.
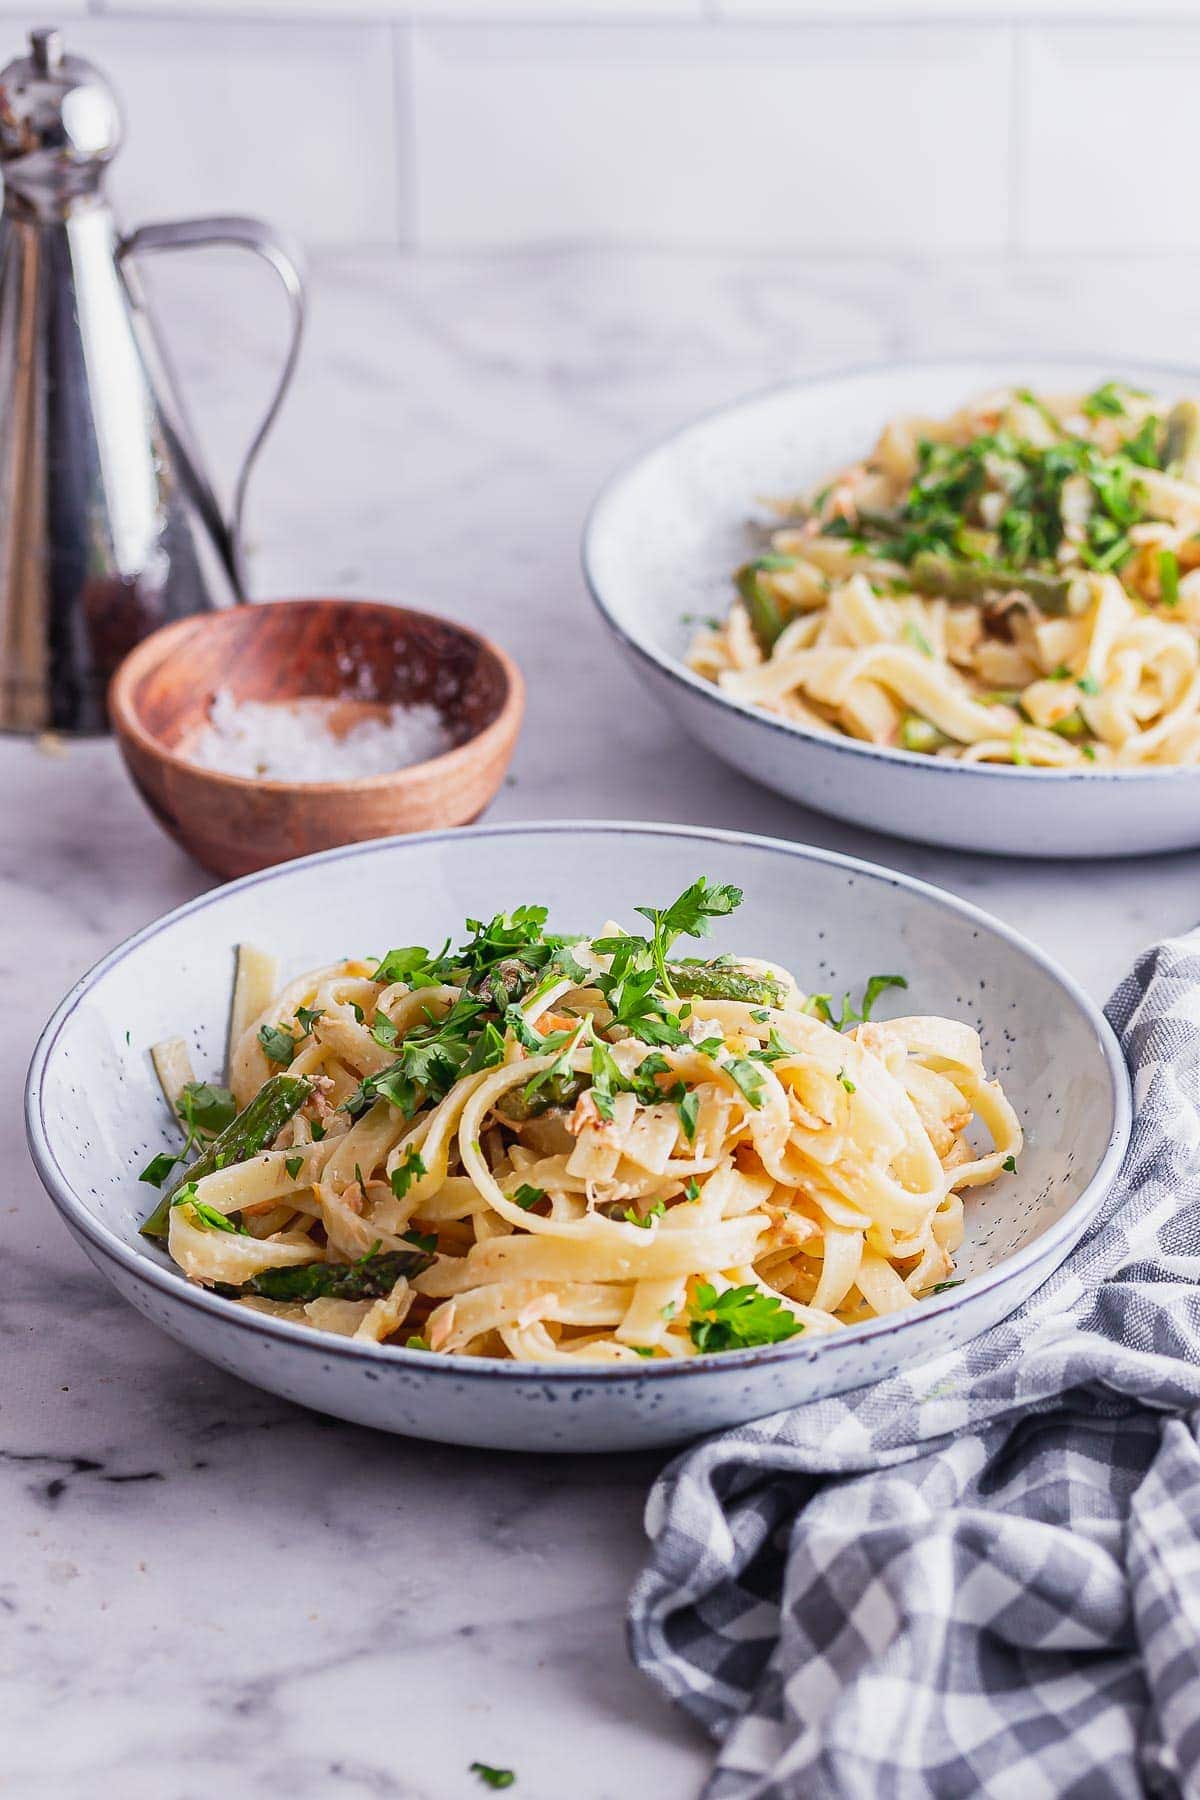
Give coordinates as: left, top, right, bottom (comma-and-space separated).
0, 13, 1193, 251
411, 24, 1012, 250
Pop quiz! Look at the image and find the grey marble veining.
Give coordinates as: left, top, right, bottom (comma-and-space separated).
5, 248, 1200, 1800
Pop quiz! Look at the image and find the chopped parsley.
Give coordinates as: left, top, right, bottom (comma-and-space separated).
688, 1282, 804, 1353
837, 1069, 856, 1094
389, 1147, 427, 1201
139, 1150, 179, 1187
930, 1278, 964, 1294
295, 1005, 324, 1034
258, 1023, 297, 1067
176, 1081, 237, 1147
470, 1766, 515, 1791
723, 1056, 766, 1109
1002, 1154, 1017, 1173
1077, 673, 1102, 697
284, 1155, 305, 1180
402, 1228, 438, 1253
624, 1199, 666, 1229
513, 1184, 547, 1210
806, 973, 907, 1032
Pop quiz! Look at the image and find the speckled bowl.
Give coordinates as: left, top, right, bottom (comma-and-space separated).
584, 355, 1200, 858
25, 822, 1129, 1452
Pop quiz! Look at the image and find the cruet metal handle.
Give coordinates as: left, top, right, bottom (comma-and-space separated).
117, 215, 306, 595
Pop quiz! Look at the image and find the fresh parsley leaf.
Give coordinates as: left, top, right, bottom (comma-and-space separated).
688, 1282, 804, 1353
504, 1003, 543, 1052
285, 1155, 304, 1179
1002, 1154, 1017, 1173
631, 1345, 656, 1358
389, 1148, 427, 1201
402, 1228, 438, 1253
723, 1057, 766, 1109
470, 1766, 515, 1791
175, 1192, 240, 1234
373, 945, 444, 989
295, 1005, 324, 1034
811, 974, 908, 1032
1083, 381, 1128, 418
139, 1150, 179, 1186
176, 1081, 237, 1146
684, 1177, 701, 1201
623, 1199, 666, 1229
678, 1091, 700, 1141
258, 1023, 297, 1067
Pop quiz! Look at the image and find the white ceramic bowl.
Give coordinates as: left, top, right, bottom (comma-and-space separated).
25, 822, 1130, 1452
584, 355, 1200, 858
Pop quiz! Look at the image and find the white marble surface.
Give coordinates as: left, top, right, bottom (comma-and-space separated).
7, 248, 1200, 1799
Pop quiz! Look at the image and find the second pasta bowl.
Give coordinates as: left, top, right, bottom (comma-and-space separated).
584, 356, 1200, 858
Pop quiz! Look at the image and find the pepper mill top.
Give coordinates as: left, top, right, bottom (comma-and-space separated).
0, 27, 122, 209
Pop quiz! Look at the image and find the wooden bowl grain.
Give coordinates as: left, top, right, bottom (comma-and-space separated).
109, 600, 524, 879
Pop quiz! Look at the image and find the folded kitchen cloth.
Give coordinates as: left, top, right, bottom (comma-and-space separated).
627, 931, 1200, 1800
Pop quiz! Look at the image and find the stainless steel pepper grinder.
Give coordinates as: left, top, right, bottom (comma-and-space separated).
0, 26, 306, 733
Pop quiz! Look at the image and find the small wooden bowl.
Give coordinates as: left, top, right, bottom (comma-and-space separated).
109, 599, 524, 880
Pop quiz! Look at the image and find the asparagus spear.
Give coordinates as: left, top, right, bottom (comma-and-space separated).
909, 552, 1074, 616
664, 962, 785, 1007
141, 1073, 314, 1241
1163, 400, 1200, 483
736, 561, 787, 653
213, 1247, 434, 1304
496, 1073, 586, 1122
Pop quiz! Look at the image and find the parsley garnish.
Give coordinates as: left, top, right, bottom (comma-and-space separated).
806, 973, 907, 1032
176, 1081, 237, 1148
295, 1005, 324, 1034
1077, 673, 1102, 697
930, 1278, 964, 1294
139, 1150, 179, 1186
688, 1282, 804, 1353
723, 1057, 766, 1109
402, 1228, 437, 1253
1002, 1154, 1017, 1173
470, 1766, 515, 1791
623, 1199, 666, 1229
258, 1023, 297, 1066
837, 1069, 856, 1093
513, 1184, 546, 1210
389, 1147, 427, 1200
285, 1155, 304, 1179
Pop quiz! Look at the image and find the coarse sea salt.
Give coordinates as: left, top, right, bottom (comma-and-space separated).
185, 688, 454, 782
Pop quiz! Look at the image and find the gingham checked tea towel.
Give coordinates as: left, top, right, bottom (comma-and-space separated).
628, 930, 1200, 1800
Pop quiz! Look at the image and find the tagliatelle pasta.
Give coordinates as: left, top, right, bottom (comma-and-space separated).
139, 880, 1021, 1363
690, 381, 1200, 768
